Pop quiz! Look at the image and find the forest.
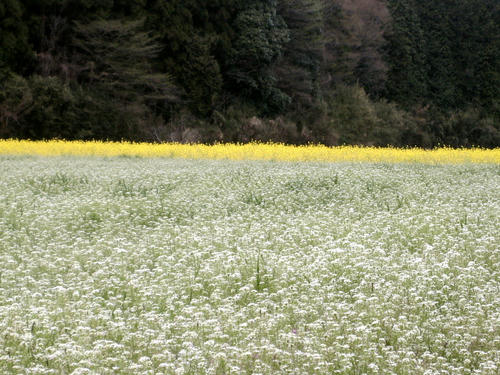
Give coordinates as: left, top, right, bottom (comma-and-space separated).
0, 0, 499, 147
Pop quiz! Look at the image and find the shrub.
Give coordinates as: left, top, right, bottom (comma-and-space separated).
440, 109, 500, 148
416, 106, 500, 148
0, 74, 32, 138
0, 74, 160, 141
0, 74, 79, 139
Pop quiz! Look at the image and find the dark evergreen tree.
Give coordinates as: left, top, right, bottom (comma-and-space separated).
72, 18, 179, 133
320, 0, 390, 96
384, 0, 428, 106
0, 0, 34, 78
0, 0, 498, 145
320, 0, 350, 87
146, 0, 232, 116
413, 0, 457, 108
344, 0, 390, 97
276, 0, 324, 108
386, 0, 499, 113
448, 0, 499, 112
226, 0, 290, 113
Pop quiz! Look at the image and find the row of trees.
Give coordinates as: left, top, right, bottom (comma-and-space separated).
1, 0, 499, 146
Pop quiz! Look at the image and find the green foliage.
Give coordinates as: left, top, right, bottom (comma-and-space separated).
384, 0, 428, 105
424, 107, 500, 148
174, 35, 223, 116
226, 0, 290, 113
73, 18, 176, 100
147, 0, 247, 118
72, 18, 179, 138
0, 74, 157, 141
0, 0, 34, 77
24, 76, 77, 139
0, 74, 32, 137
333, 0, 390, 97
448, 0, 499, 111
386, 0, 499, 113
372, 100, 431, 148
0, 0, 498, 146
324, 85, 379, 145
146, 0, 232, 116
312, 85, 429, 147
0, 75, 77, 139
276, 0, 324, 109
320, 1, 350, 87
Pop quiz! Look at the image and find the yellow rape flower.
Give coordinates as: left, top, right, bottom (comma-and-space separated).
0, 139, 498, 164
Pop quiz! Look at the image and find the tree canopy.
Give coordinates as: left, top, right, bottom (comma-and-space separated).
1, 0, 498, 147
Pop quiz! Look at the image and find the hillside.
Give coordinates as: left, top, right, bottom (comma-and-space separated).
1, 0, 499, 146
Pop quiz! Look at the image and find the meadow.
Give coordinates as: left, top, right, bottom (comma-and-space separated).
0, 145, 499, 374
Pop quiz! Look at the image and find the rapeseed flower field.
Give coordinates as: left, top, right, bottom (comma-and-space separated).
0, 143, 499, 374
1, 139, 499, 164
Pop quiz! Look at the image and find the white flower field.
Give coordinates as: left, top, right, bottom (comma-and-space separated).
0, 156, 499, 374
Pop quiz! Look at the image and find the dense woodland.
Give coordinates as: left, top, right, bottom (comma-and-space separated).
1, 0, 499, 147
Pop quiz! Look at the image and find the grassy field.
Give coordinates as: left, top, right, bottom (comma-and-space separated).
0, 153, 499, 374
